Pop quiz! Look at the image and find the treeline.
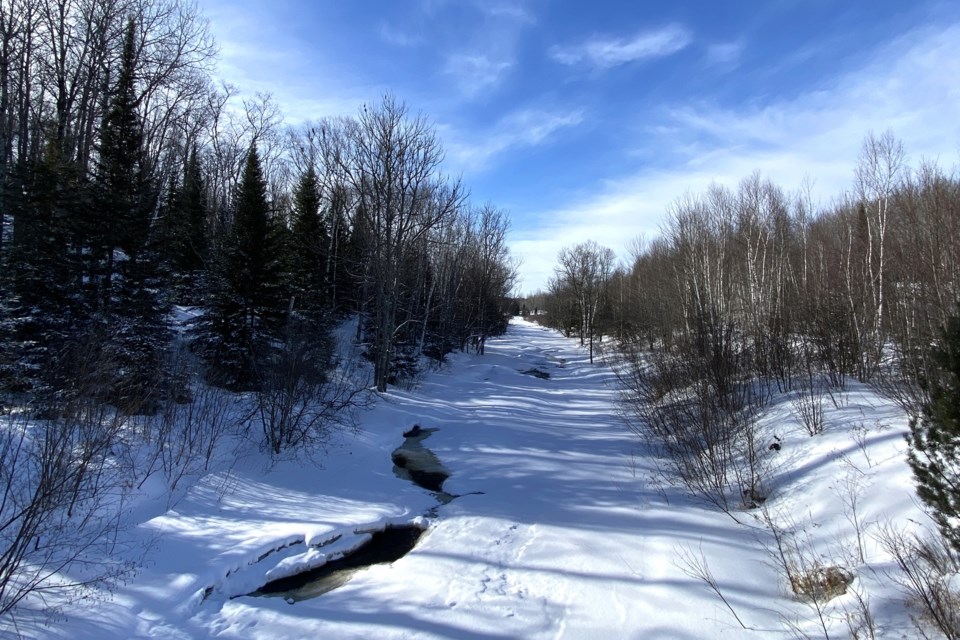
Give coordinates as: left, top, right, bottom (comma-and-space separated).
538, 132, 959, 394
0, 0, 516, 411
534, 132, 960, 534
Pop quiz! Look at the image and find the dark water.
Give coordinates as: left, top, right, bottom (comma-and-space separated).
391, 428, 454, 503
247, 428, 459, 603
249, 525, 426, 602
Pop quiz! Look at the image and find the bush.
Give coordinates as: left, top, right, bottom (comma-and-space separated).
908, 312, 960, 553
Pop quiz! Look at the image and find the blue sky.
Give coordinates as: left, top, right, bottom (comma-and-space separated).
197, 0, 960, 294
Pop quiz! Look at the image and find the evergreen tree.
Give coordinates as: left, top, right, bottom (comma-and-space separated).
226, 142, 285, 322
91, 18, 155, 309
196, 143, 286, 390
157, 145, 209, 303
0, 152, 89, 395
180, 146, 209, 272
289, 165, 329, 313
92, 17, 169, 411
908, 311, 960, 552
327, 183, 355, 313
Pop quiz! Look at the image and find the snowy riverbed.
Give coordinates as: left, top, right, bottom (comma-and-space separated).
12, 317, 927, 639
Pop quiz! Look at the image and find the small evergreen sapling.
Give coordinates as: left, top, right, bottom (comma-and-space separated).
908, 311, 960, 552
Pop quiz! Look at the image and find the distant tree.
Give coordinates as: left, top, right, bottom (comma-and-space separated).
908, 311, 960, 552
854, 130, 906, 377
325, 183, 357, 313
157, 144, 209, 302
553, 240, 615, 363
338, 96, 465, 391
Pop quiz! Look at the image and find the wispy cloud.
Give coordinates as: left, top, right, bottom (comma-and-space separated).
550, 25, 692, 69
446, 107, 584, 171
705, 41, 743, 69
443, 54, 514, 98
513, 22, 960, 293
478, 2, 536, 24
379, 22, 422, 47
201, 2, 377, 122
431, 0, 535, 99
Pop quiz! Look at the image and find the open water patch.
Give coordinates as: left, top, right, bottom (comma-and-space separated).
244, 427, 472, 603
392, 426, 454, 503
249, 525, 427, 603
521, 367, 551, 379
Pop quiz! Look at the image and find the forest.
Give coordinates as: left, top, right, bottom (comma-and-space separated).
0, 0, 515, 619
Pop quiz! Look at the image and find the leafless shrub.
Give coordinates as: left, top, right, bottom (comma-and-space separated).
878, 525, 960, 640
844, 585, 878, 640
254, 338, 368, 457
136, 381, 237, 493
616, 340, 768, 519
836, 469, 870, 565
761, 507, 853, 639
108, 344, 239, 495
675, 544, 751, 630
849, 422, 879, 468
0, 396, 136, 623
793, 378, 826, 436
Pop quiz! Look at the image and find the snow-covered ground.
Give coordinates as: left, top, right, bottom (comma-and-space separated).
8, 318, 929, 638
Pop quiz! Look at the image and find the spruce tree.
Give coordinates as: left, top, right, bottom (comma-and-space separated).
197, 143, 286, 390
93, 17, 168, 411
908, 311, 960, 552
93, 18, 155, 303
157, 145, 208, 303
327, 183, 355, 313
0, 152, 87, 395
180, 146, 209, 273
289, 165, 329, 314
226, 142, 284, 322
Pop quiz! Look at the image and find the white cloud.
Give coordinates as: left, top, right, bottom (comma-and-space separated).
445, 107, 585, 172
437, 1, 536, 99
512, 23, 960, 294
443, 53, 514, 98
550, 25, 692, 69
199, 2, 377, 123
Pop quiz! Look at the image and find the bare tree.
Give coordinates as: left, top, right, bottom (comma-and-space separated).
334, 95, 465, 391
553, 240, 615, 363
855, 130, 905, 375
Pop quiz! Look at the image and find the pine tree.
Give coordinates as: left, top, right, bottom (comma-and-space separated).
197, 143, 286, 390
92, 18, 155, 308
226, 142, 285, 322
0, 151, 88, 395
92, 17, 169, 411
289, 164, 329, 314
180, 146, 209, 273
157, 145, 209, 303
908, 311, 960, 552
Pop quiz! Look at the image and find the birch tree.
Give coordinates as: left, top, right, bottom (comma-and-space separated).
855, 129, 905, 375
553, 240, 615, 363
